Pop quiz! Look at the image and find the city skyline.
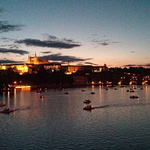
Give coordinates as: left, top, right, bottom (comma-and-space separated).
0, 0, 150, 67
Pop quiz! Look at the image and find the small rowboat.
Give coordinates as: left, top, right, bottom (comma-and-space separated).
0, 108, 16, 114
83, 100, 91, 104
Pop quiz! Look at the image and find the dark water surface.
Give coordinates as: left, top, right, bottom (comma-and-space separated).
0, 85, 150, 150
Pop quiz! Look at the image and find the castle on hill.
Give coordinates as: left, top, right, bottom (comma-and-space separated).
28, 53, 49, 65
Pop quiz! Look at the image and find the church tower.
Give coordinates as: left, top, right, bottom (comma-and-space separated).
33, 53, 39, 64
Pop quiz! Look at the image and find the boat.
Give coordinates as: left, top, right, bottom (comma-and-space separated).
130, 95, 139, 99
90, 92, 95, 94
0, 108, 16, 114
83, 105, 94, 111
40, 95, 45, 99
0, 103, 6, 107
64, 92, 69, 94
130, 90, 135, 92
83, 100, 91, 104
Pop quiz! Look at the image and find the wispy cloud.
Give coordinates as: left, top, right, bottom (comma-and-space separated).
0, 37, 15, 42
124, 64, 137, 67
0, 7, 23, 33
16, 36, 81, 49
0, 59, 21, 64
0, 48, 29, 55
124, 64, 149, 67
92, 38, 120, 46
41, 51, 52, 54
144, 63, 150, 67
40, 53, 92, 63
84, 62, 98, 65
0, 21, 23, 33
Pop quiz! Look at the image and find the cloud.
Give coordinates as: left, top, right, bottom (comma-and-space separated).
0, 59, 21, 64
124, 64, 137, 67
40, 53, 92, 63
41, 51, 52, 54
0, 48, 29, 55
0, 8, 23, 33
16, 37, 81, 49
84, 62, 98, 65
0, 37, 15, 42
143, 63, 150, 67
0, 21, 23, 33
43, 34, 77, 44
92, 39, 120, 46
124, 64, 144, 67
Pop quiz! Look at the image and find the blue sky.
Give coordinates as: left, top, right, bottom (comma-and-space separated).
0, 0, 150, 67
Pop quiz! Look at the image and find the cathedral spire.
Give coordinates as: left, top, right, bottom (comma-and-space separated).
34, 52, 37, 57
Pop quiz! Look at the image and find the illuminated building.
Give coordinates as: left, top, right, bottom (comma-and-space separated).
0, 53, 61, 74
0, 63, 29, 75
28, 53, 49, 65
62, 64, 108, 74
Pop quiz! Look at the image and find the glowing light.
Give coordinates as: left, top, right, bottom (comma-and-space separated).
10, 85, 31, 91
98, 81, 102, 84
142, 81, 148, 85
15, 85, 31, 89
65, 71, 72, 75
118, 81, 122, 85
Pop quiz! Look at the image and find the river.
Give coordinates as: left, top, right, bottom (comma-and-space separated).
0, 85, 150, 150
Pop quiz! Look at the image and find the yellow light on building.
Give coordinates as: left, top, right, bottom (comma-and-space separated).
118, 81, 122, 85
14, 81, 17, 84
15, 85, 31, 91
92, 81, 95, 84
98, 81, 102, 84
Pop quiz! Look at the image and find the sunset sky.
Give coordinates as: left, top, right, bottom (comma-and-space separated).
0, 0, 150, 67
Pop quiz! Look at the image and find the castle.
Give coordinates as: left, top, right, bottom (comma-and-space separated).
28, 53, 49, 64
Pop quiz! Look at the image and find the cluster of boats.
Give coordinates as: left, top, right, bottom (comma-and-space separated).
83, 86, 142, 111
128, 88, 139, 99
83, 100, 95, 111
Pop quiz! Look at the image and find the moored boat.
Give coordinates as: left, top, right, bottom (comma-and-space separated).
91, 92, 95, 94
130, 95, 139, 99
64, 92, 69, 94
0, 108, 16, 114
83, 105, 94, 110
83, 99, 91, 104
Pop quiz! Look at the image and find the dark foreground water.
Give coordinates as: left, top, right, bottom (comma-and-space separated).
0, 85, 150, 150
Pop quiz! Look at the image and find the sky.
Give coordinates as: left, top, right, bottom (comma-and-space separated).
0, 0, 150, 67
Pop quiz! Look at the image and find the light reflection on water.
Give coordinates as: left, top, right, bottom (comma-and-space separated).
0, 85, 150, 150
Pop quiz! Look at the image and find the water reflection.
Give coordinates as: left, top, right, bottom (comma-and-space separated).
1, 85, 150, 150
